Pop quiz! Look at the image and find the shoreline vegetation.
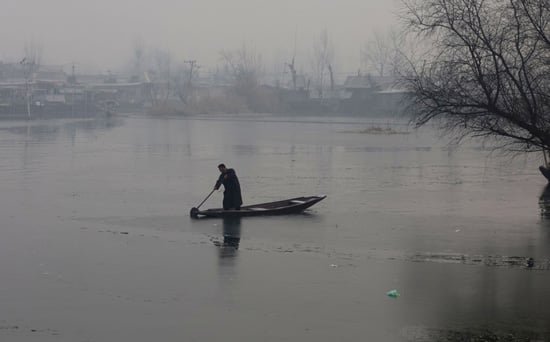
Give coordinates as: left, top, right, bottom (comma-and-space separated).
339, 126, 409, 135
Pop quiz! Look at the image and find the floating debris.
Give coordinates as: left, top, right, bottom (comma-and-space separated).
408, 252, 550, 270
401, 326, 550, 342
340, 126, 410, 135
387, 289, 399, 298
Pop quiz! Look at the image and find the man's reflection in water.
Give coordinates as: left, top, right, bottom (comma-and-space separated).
539, 184, 550, 218
214, 217, 241, 258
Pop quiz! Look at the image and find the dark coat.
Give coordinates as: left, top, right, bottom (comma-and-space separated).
215, 168, 243, 209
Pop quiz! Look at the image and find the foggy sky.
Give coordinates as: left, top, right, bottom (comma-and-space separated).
1, 0, 399, 74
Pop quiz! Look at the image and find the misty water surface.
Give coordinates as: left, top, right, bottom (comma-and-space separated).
0, 114, 549, 341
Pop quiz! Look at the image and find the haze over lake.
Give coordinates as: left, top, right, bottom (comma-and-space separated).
0, 0, 399, 71
0, 114, 549, 341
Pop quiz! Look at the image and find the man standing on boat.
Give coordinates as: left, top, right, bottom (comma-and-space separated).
214, 163, 243, 210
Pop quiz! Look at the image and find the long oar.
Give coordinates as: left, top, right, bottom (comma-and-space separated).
190, 189, 215, 218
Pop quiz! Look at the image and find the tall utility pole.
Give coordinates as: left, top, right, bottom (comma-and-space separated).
71, 63, 75, 117
20, 58, 31, 119
286, 57, 297, 90
328, 64, 334, 92
184, 60, 198, 84
25, 77, 31, 119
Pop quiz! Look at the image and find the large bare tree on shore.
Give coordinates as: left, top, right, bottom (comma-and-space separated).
401, 0, 550, 157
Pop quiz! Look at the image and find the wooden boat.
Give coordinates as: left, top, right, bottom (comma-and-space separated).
190, 195, 326, 218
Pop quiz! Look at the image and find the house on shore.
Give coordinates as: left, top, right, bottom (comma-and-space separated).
340, 74, 409, 117
0, 62, 149, 117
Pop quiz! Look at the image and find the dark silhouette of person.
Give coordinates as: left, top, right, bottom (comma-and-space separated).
222, 217, 241, 248
214, 163, 243, 210
214, 217, 242, 260
539, 184, 550, 218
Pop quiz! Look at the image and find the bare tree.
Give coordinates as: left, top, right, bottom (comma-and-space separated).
174, 60, 199, 105
23, 40, 42, 74
284, 36, 299, 90
220, 44, 264, 94
401, 0, 550, 158
132, 40, 145, 82
145, 48, 173, 107
361, 30, 405, 77
219, 45, 286, 113
310, 29, 334, 98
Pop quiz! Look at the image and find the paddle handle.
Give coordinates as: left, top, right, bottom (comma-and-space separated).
196, 189, 216, 209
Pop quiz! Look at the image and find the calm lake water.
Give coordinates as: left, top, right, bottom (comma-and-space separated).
0, 114, 549, 341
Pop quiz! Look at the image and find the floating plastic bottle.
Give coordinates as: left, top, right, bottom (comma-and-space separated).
386, 289, 399, 298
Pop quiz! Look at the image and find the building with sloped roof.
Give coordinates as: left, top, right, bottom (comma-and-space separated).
341, 74, 409, 116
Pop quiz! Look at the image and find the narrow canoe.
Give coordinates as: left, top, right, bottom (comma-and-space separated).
190, 195, 326, 218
